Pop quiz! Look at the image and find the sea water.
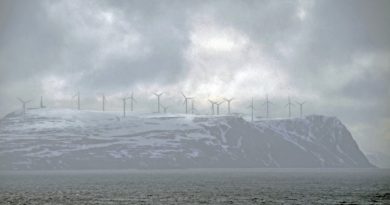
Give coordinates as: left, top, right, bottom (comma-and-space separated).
0, 169, 389, 204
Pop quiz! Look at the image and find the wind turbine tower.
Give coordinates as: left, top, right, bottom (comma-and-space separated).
208, 99, 217, 115
223, 98, 234, 114
17, 98, 32, 115
296, 101, 306, 118
130, 92, 137, 112
216, 101, 224, 115
101, 94, 106, 111
247, 97, 255, 122
73, 91, 80, 110
181, 92, 192, 114
160, 104, 168, 114
263, 94, 273, 118
153, 92, 164, 113
191, 99, 195, 114
40, 96, 45, 108
285, 96, 294, 118
122, 96, 131, 117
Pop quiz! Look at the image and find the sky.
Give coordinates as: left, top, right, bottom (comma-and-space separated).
0, 0, 389, 156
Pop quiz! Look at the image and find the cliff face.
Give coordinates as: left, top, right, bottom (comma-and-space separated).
0, 108, 373, 170
256, 115, 372, 167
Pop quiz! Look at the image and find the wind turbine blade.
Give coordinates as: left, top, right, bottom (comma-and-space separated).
208, 99, 216, 104
181, 92, 186, 98
17, 97, 24, 103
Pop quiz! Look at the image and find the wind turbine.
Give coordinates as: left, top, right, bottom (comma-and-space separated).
73, 91, 80, 110
17, 98, 32, 115
181, 92, 192, 114
40, 96, 45, 108
100, 93, 106, 111
247, 97, 255, 122
122, 96, 131, 117
223, 98, 234, 114
160, 104, 168, 114
263, 94, 273, 118
153, 92, 164, 113
191, 99, 195, 114
208, 99, 217, 115
129, 91, 137, 112
296, 101, 306, 118
216, 101, 224, 115
285, 96, 294, 118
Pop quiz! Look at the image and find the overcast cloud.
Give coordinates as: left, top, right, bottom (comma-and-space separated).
0, 0, 389, 155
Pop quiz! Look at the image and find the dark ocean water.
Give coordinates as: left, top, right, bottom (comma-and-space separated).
0, 169, 389, 204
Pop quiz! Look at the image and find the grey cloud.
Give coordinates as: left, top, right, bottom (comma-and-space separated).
0, 0, 389, 155
340, 68, 390, 101
58, 0, 195, 90
0, 0, 64, 84
208, 0, 302, 57
0, 0, 195, 89
290, 0, 390, 74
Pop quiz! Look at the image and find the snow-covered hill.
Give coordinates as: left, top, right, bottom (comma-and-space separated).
365, 151, 390, 168
0, 108, 373, 170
